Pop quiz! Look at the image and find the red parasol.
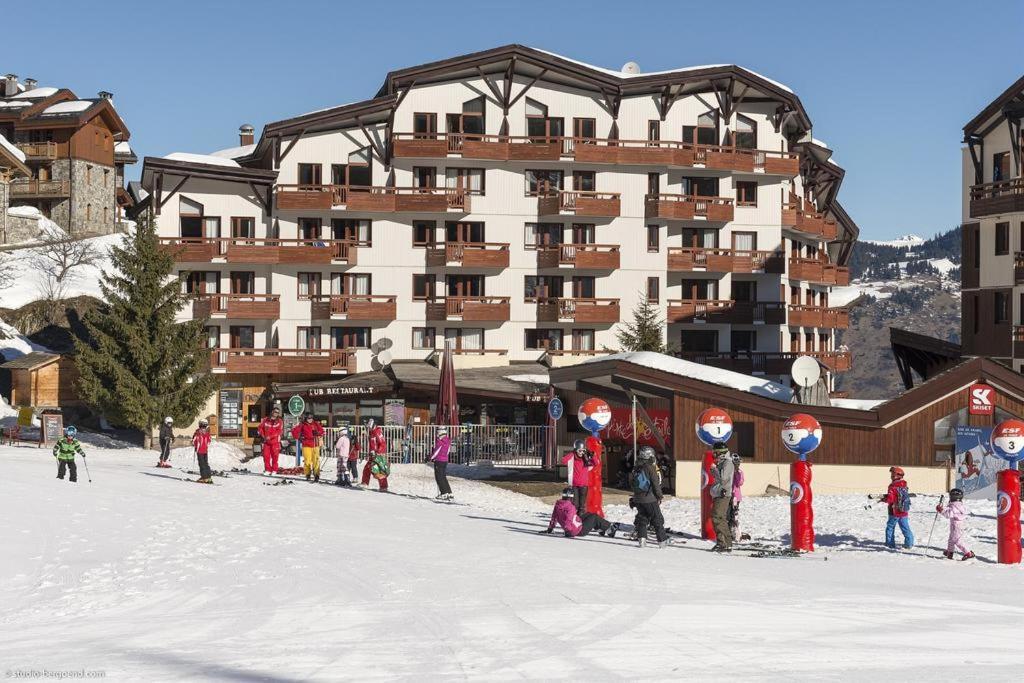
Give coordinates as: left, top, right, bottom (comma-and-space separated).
435, 342, 459, 426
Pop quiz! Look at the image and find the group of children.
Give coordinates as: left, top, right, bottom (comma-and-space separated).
878, 466, 974, 560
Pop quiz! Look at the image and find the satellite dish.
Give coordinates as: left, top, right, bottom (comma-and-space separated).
621, 61, 640, 75
376, 349, 393, 367
791, 356, 821, 389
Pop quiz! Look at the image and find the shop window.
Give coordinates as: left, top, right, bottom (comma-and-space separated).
412, 327, 436, 349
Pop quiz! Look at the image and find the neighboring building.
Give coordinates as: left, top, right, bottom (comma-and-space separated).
0, 131, 31, 243
0, 74, 133, 236
142, 45, 858, 433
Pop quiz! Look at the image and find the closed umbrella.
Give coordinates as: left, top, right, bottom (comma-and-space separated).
435, 342, 459, 426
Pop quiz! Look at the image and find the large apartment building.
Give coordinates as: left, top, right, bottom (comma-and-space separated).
143, 45, 857, 428
961, 74, 1024, 370
0, 74, 134, 237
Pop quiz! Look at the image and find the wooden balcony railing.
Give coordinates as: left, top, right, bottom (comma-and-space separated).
536, 244, 619, 269
392, 132, 800, 175
9, 179, 70, 198
544, 348, 614, 357
537, 190, 621, 218
425, 242, 510, 268
450, 348, 509, 356
159, 237, 359, 265
666, 247, 784, 274
667, 299, 785, 325
193, 294, 280, 320
16, 141, 58, 160
208, 347, 356, 374
425, 296, 511, 322
532, 297, 620, 323
970, 178, 1024, 218
789, 257, 849, 285
788, 305, 849, 329
782, 197, 838, 240
309, 294, 398, 321
645, 193, 734, 222
674, 350, 852, 374
276, 184, 470, 213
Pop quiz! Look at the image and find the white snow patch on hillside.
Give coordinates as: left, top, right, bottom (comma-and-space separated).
863, 234, 926, 249
1, 442, 1023, 679
0, 318, 49, 362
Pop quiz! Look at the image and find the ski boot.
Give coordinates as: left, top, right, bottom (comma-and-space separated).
961, 551, 976, 561
638, 536, 647, 548
314, 473, 320, 483
943, 550, 955, 560
658, 538, 672, 549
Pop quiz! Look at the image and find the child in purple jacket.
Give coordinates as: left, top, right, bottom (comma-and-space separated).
540, 488, 617, 538
430, 427, 453, 501
730, 455, 748, 541
936, 488, 975, 560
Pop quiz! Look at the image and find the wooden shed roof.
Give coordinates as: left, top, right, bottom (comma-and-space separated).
0, 351, 60, 370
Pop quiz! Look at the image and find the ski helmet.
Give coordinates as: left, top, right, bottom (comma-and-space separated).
573, 438, 587, 452
339, 425, 349, 435
561, 487, 574, 499
164, 416, 174, 424
198, 418, 209, 428
949, 488, 964, 502
712, 441, 730, 457
271, 406, 282, 416
437, 427, 448, 436
64, 426, 77, 438
889, 466, 905, 478
304, 412, 314, 421
638, 445, 656, 462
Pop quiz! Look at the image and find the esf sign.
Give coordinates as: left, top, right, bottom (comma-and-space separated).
968, 383, 996, 416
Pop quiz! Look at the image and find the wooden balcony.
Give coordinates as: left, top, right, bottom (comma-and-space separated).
536, 244, 619, 269
393, 133, 562, 161
667, 299, 735, 324
425, 296, 511, 322
788, 305, 849, 329
675, 350, 852, 374
209, 348, 355, 374
789, 258, 850, 285
9, 179, 70, 198
158, 238, 358, 265
276, 185, 470, 213
193, 294, 280, 319
970, 178, 1024, 219
645, 193, 734, 222
535, 297, 620, 323
667, 248, 784, 274
159, 237, 218, 262
310, 294, 397, 321
16, 141, 58, 160
425, 242, 510, 268
537, 190, 621, 218
782, 198, 838, 240
823, 264, 850, 286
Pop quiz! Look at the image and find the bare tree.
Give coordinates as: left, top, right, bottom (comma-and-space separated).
0, 251, 15, 292
32, 227, 101, 322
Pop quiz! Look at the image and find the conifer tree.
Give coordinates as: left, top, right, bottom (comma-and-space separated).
74, 214, 218, 445
615, 291, 669, 353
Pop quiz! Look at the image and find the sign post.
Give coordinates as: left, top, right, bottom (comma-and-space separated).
287, 395, 306, 417
695, 408, 733, 540
781, 413, 823, 553
989, 418, 1024, 564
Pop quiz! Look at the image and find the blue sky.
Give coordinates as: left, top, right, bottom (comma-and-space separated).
6, 0, 1022, 241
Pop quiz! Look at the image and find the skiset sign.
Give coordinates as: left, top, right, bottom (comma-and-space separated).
968, 383, 996, 416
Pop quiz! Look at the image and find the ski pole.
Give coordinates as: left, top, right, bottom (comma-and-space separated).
924, 494, 945, 556
81, 456, 92, 483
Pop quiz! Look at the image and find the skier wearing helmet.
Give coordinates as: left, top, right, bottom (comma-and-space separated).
629, 446, 670, 547
53, 426, 85, 483
334, 425, 352, 487
560, 439, 594, 514
709, 442, 736, 552
192, 419, 213, 483
935, 488, 975, 560
540, 487, 618, 538
157, 416, 174, 468
257, 406, 284, 475
881, 466, 914, 549
429, 426, 453, 500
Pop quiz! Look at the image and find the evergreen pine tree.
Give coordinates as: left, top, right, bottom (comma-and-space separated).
74, 213, 219, 446
616, 291, 669, 353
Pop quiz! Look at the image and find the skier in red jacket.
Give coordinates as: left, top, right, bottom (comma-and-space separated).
361, 418, 388, 490
881, 466, 915, 549
257, 406, 284, 475
192, 419, 213, 483
291, 413, 325, 482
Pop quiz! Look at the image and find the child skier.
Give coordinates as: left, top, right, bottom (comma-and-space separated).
361, 419, 388, 490
53, 426, 85, 482
540, 487, 618, 538
629, 446, 670, 547
881, 466, 914, 549
258, 406, 284, 475
157, 416, 174, 468
291, 412, 325, 482
347, 437, 361, 484
730, 453, 748, 541
429, 426, 453, 500
936, 488, 975, 560
560, 439, 594, 514
334, 426, 352, 487
192, 419, 213, 484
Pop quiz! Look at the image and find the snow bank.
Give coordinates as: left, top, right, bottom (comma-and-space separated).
163, 152, 240, 167
0, 319, 49, 362
581, 351, 793, 401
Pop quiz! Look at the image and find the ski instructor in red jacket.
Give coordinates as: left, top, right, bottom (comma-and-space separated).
258, 406, 284, 474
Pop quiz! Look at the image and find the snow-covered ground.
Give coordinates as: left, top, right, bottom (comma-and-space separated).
3, 439, 1023, 680
862, 234, 926, 249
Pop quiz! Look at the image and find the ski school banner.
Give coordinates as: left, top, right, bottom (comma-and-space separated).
954, 426, 1000, 499
603, 407, 671, 447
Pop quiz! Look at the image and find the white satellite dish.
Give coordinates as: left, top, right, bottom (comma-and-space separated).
621, 61, 641, 75
376, 349, 393, 367
791, 355, 821, 389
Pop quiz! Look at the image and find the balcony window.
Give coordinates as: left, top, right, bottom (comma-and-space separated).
331, 327, 370, 349
996, 222, 1010, 256
298, 272, 321, 300
682, 279, 718, 299
525, 275, 564, 300
647, 225, 660, 252
297, 163, 322, 186
412, 327, 436, 350
683, 111, 719, 146
804, 332, 815, 351
995, 291, 1010, 324
573, 171, 596, 192
331, 273, 370, 296
732, 231, 757, 252
297, 326, 322, 350
573, 117, 596, 141
572, 329, 595, 351
646, 277, 660, 304
732, 280, 756, 303
572, 275, 595, 298
184, 271, 218, 295
680, 330, 718, 353
682, 176, 719, 197
993, 151, 1010, 182
231, 217, 255, 239
571, 223, 595, 244
331, 148, 372, 187
525, 99, 563, 140
734, 114, 757, 150
731, 330, 756, 352
445, 221, 485, 243
298, 217, 322, 240
413, 113, 437, 138
413, 220, 436, 247
413, 166, 436, 189
447, 97, 485, 136
179, 196, 203, 238
229, 325, 254, 349
229, 271, 255, 295
525, 222, 563, 248
331, 218, 371, 244
736, 181, 758, 207
446, 274, 485, 297
445, 327, 483, 351
647, 120, 660, 143
790, 332, 800, 352
412, 274, 436, 301
648, 172, 660, 195
204, 326, 220, 349
445, 168, 484, 194
525, 328, 563, 351
525, 169, 563, 195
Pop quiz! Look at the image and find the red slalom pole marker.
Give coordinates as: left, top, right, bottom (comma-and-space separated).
700, 450, 716, 540
781, 413, 822, 553
695, 408, 733, 539
990, 419, 1024, 564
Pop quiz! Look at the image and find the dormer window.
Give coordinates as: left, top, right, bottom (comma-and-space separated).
526, 98, 563, 141
684, 111, 718, 146
447, 97, 485, 137
734, 114, 757, 150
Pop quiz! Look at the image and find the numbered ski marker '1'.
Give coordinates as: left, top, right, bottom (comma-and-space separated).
695, 407, 733, 445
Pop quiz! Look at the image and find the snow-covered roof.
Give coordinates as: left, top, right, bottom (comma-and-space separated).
114, 141, 133, 155
40, 100, 93, 115
162, 152, 240, 168
11, 86, 58, 99
0, 319, 50, 363
208, 143, 256, 160
6, 205, 42, 219
830, 398, 887, 411
582, 351, 793, 401
503, 374, 549, 385
0, 100, 31, 109
0, 133, 26, 162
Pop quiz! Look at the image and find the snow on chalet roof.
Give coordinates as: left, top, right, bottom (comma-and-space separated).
0, 100, 31, 109
831, 398, 887, 411
0, 133, 26, 162
40, 100, 93, 115
114, 141, 133, 155
581, 351, 794, 401
503, 374, 549, 385
162, 152, 240, 168
532, 48, 794, 93
11, 86, 58, 99
209, 143, 256, 160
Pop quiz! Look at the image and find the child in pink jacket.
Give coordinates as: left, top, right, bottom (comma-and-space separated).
936, 488, 975, 560
540, 488, 617, 539
730, 455, 747, 541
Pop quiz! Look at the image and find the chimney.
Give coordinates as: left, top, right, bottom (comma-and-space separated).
23, 78, 37, 91
98, 90, 113, 102
239, 124, 255, 146
2, 74, 17, 97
